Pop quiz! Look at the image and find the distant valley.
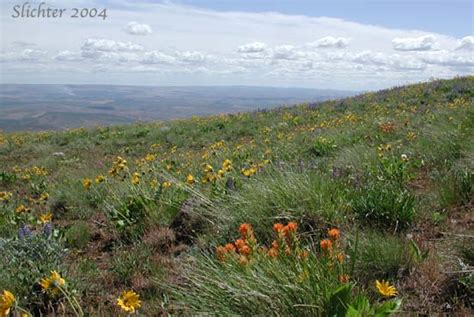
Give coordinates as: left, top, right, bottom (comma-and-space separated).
0, 84, 356, 131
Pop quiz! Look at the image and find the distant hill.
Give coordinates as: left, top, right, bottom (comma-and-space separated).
0, 84, 356, 131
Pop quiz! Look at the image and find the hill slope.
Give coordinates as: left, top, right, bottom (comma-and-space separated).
0, 77, 473, 315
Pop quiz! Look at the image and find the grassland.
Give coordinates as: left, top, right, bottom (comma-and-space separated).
0, 76, 473, 316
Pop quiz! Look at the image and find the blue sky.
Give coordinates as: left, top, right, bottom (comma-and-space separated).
170, 0, 473, 38
0, 0, 473, 89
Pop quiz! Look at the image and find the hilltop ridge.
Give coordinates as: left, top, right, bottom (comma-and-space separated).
0, 76, 473, 315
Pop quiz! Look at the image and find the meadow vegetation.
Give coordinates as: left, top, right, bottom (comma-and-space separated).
0, 76, 473, 316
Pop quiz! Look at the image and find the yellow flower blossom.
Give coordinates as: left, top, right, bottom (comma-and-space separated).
162, 181, 172, 188
186, 174, 195, 185
95, 174, 106, 184
0, 192, 12, 203
0, 290, 15, 317
117, 290, 141, 313
39, 213, 53, 224
40, 271, 65, 294
82, 178, 92, 190
375, 280, 398, 297
15, 204, 30, 214
131, 172, 141, 185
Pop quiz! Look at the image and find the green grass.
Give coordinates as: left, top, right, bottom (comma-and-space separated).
0, 76, 473, 315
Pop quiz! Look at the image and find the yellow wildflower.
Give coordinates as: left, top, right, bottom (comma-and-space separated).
0, 191, 12, 203
40, 271, 65, 294
117, 290, 141, 313
95, 174, 106, 184
0, 290, 15, 317
162, 181, 172, 188
39, 212, 53, 224
145, 153, 156, 162
131, 172, 141, 185
82, 178, 92, 190
375, 280, 398, 297
15, 204, 30, 214
186, 174, 195, 185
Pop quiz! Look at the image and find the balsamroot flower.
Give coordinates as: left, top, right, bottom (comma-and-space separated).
39, 212, 53, 224
15, 204, 30, 214
131, 172, 141, 185
82, 178, 92, 190
375, 280, 398, 297
117, 290, 141, 313
95, 174, 106, 184
186, 174, 195, 185
40, 271, 66, 294
0, 290, 15, 317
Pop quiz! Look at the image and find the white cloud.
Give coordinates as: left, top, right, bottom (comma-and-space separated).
82, 39, 144, 53
177, 51, 209, 64
0, 49, 47, 62
124, 22, 153, 36
420, 51, 474, 67
142, 51, 176, 64
0, 1, 470, 89
238, 42, 268, 53
54, 50, 83, 62
308, 36, 349, 48
392, 35, 437, 51
271, 45, 303, 60
455, 36, 474, 50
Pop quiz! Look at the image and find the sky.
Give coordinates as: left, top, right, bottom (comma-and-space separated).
0, 0, 473, 90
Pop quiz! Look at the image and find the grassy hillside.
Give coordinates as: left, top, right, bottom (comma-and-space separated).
0, 77, 473, 316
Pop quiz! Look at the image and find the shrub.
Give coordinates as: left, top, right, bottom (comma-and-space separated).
0, 226, 67, 312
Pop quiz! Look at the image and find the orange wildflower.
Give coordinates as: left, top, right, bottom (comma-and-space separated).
235, 239, 246, 250
337, 252, 345, 263
328, 228, 341, 240
224, 243, 236, 252
320, 239, 333, 252
339, 274, 350, 283
273, 223, 284, 233
239, 245, 251, 256
239, 223, 252, 238
271, 240, 279, 249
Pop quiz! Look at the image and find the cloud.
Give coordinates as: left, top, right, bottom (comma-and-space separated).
455, 36, 474, 50
392, 35, 437, 51
0, 1, 470, 89
54, 50, 83, 62
271, 45, 304, 60
308, 36, 349, 48
82, 39, 144, 53
238, 42, 267, 53
0, 49, 47, 62
177, 51, 209, 64
124, 22, 153, 36
420, 51, 474, 67
142, 51, 176, 64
